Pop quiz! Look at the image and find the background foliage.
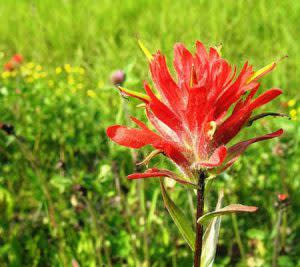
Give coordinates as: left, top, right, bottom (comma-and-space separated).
0, 0, 299, 266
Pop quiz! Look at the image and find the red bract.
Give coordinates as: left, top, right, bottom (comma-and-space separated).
4, 54, 23, 71
107, 41, 283, 184
278, 193, 289, 202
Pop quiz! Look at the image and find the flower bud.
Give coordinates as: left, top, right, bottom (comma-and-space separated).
110, 69, 126, 85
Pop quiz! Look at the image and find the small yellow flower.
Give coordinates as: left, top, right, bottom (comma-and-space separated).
33, 73, 40, 79
288, 99, 296, 107
55, 67, 62, 74
27, 62, 35, 69
2, 71, 11, 79
77, 83, 83, 89
64, 64, 72, 73
35, 65, 42, 71
290, 109, 297, 118
291, 116, 298, 121
87, 90, 96, 98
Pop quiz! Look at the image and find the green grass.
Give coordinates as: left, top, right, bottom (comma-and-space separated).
0, 0, 299, 266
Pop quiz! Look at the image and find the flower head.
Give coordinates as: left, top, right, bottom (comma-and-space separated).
107, 41, 283, 184
110, 69, 126, 85
4, 54, 23, 71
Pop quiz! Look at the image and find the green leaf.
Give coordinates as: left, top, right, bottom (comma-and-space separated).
197, 204, 258, 225
201, 191, 224, 267
159, 179, 195, 251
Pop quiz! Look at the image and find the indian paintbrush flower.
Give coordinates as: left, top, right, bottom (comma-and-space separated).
106, 41, 283, 185
4, 54, 23, 71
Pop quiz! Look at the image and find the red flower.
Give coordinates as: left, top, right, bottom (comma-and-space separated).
277, 193, 288, 202
4, 54, 23, 71
107, 41, 283, 184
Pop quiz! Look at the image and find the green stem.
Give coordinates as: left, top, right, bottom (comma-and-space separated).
231, 213, 247, 265
272, 208, 283, 267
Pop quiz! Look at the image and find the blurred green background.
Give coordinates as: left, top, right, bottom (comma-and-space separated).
0, 0, 299, 266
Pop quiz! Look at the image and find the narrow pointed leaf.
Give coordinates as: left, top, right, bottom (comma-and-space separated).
159, 179, 195, 251
198, 204, 258, 225
201, 191, 224, 267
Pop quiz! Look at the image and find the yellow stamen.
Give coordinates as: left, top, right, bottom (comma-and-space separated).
207, 121, 217, 140
118, 86, 150, 102
138, 40, 153, 61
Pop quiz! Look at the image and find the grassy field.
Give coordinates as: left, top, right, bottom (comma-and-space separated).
0, 0, 299, 266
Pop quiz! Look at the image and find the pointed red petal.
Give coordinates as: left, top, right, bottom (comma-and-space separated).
249, 88, 282, 110
144, 82, 185, 134
150, 52, 184, 110
106, 125, 159, 149
222, 129, 283, 170
214, 109, 252, 146
199, 145, 227, 168
173, 43, 194, 90
195, 41, 208, 61
130, 116, 148, 130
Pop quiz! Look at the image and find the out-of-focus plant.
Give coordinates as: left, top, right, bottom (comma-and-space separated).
107, 40, 287, 266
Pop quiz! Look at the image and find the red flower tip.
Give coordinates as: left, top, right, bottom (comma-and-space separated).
278, 193, 289, 202
3, 54, 23, 71
4, 62, 13, 71
12, 54, 23, 64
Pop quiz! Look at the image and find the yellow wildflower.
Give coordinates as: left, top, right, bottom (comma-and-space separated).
2, 71, 11, 79
290, 109, 297, 120
290, 109, 297, 116
288, 99, 296, 107
87, 90, 96, 98
35, 65, 42, 71
33, 73, 40, 80
27, 62, 35, 69
77, 83, 83, 89
64, 64, 72, 73
55, 67, 62, 74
